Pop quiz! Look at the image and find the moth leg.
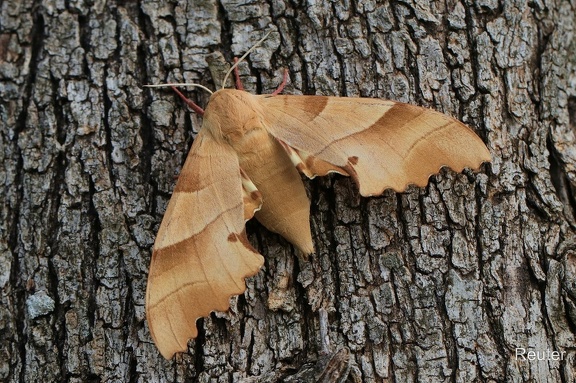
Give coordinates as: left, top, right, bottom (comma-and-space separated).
170, 86, 205, 116
270, 68, 289, 96
233, 57, 244, 90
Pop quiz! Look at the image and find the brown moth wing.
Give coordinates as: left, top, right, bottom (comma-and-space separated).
259, 95, 491, 196
146, 130, 264, 359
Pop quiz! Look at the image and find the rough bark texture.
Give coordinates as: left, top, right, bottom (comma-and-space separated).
1, 0, 575, 382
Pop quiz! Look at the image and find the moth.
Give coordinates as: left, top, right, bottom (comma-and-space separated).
145, 39, 491, 359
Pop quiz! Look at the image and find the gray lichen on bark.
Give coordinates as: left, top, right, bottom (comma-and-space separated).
1, 0, 575, 382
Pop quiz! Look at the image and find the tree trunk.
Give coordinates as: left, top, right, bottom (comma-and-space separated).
1, 0, 575, 382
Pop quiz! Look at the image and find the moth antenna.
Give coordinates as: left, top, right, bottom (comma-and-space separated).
144, 83, 212, 115
221, 30, 273, 90
144, 83, 214, 95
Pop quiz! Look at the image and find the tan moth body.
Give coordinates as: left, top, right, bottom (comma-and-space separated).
203, 90, 315, 254
146, 88, 491, 359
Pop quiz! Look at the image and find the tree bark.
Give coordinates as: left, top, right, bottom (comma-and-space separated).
1, 0, 575, 382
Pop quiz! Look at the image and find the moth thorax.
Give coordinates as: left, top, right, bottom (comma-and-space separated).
204, 89, 266, 143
